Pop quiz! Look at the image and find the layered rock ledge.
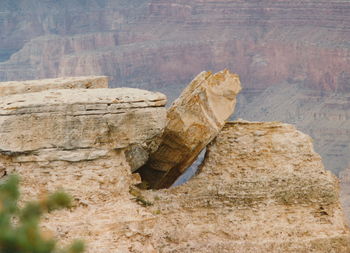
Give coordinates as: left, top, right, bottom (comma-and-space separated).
0, 87, 167, 203
0, 76, 108, 97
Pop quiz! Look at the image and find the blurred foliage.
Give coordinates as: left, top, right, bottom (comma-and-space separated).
0, 175, 85, 253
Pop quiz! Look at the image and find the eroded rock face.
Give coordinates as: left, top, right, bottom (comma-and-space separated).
140, 70, 241, 188
340, 168, 350, 223
142, 121, 350, 252
0, 76, 108, 97
0, 75, 348, 252
39, 121, 350, 253
235, 83, 350, 177
0, 87, 167, 203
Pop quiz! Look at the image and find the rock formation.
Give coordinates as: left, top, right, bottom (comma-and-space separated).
235, 83, 350, 176
0, 78, 167, 202
139, 70, 241, 188
340, 168, 350, 223
0, 76, 108, 97
1, 0, 350, 177
0, 74, 349, 252
41, 121, 350, 253
141, 121, 350, 252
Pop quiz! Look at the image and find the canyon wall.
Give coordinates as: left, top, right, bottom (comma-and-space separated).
0, 0, 350, 175
1, 1, 350, 91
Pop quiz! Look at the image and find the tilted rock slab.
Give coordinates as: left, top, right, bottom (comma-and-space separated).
0, 88, 166, 203
38, 121, 350, 252
141, 69, 241, 188
0, 76, 108, 97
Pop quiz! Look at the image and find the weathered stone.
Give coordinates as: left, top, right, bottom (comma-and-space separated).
141, 69, 241, 188
141, 121, 350, 252
36, 121, 350, 253
0, 87, 167, 202
340, 168, 350, 223
0, 76, 108, 97
1, 75, 348, 252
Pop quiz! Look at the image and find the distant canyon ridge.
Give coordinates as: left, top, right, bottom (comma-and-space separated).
0, 0, 350, 176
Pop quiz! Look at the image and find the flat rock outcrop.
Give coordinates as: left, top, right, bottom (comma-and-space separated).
0, 76, 108, 97
38, 121, 350, 253
140, 70, 241, 188
0, 86, 167, 203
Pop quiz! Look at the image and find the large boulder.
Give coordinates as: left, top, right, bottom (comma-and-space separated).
0, 87, 167, 203
140, 69, 242, 188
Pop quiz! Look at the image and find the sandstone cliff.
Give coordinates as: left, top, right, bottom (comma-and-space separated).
340, 168, 350, 224
0, 75, 349, 252
0, 78, 167, 203
235, 83, 350, 176
28, 121, 350, 252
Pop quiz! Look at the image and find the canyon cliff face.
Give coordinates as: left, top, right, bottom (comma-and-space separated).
1, 0, 350, 90
0, 0, 350, 177
1, 0, 350, 93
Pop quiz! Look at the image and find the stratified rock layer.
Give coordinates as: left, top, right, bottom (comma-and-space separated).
141, 70, 241, 188
40, 121, 350, 253
0, 87, 167, 202
235, 83, 350, 178
0, 76, 108, 96
144, 121, 350, 252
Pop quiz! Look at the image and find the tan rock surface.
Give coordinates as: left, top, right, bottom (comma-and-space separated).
141, 69, 241, 188
340, 168, 350, 223
236, 82, 350, 179
0, 87, 167, 202
37, 121, 350, 253
0, 76, 108, 97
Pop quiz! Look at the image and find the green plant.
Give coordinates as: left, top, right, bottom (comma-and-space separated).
0, 175, 85, 253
